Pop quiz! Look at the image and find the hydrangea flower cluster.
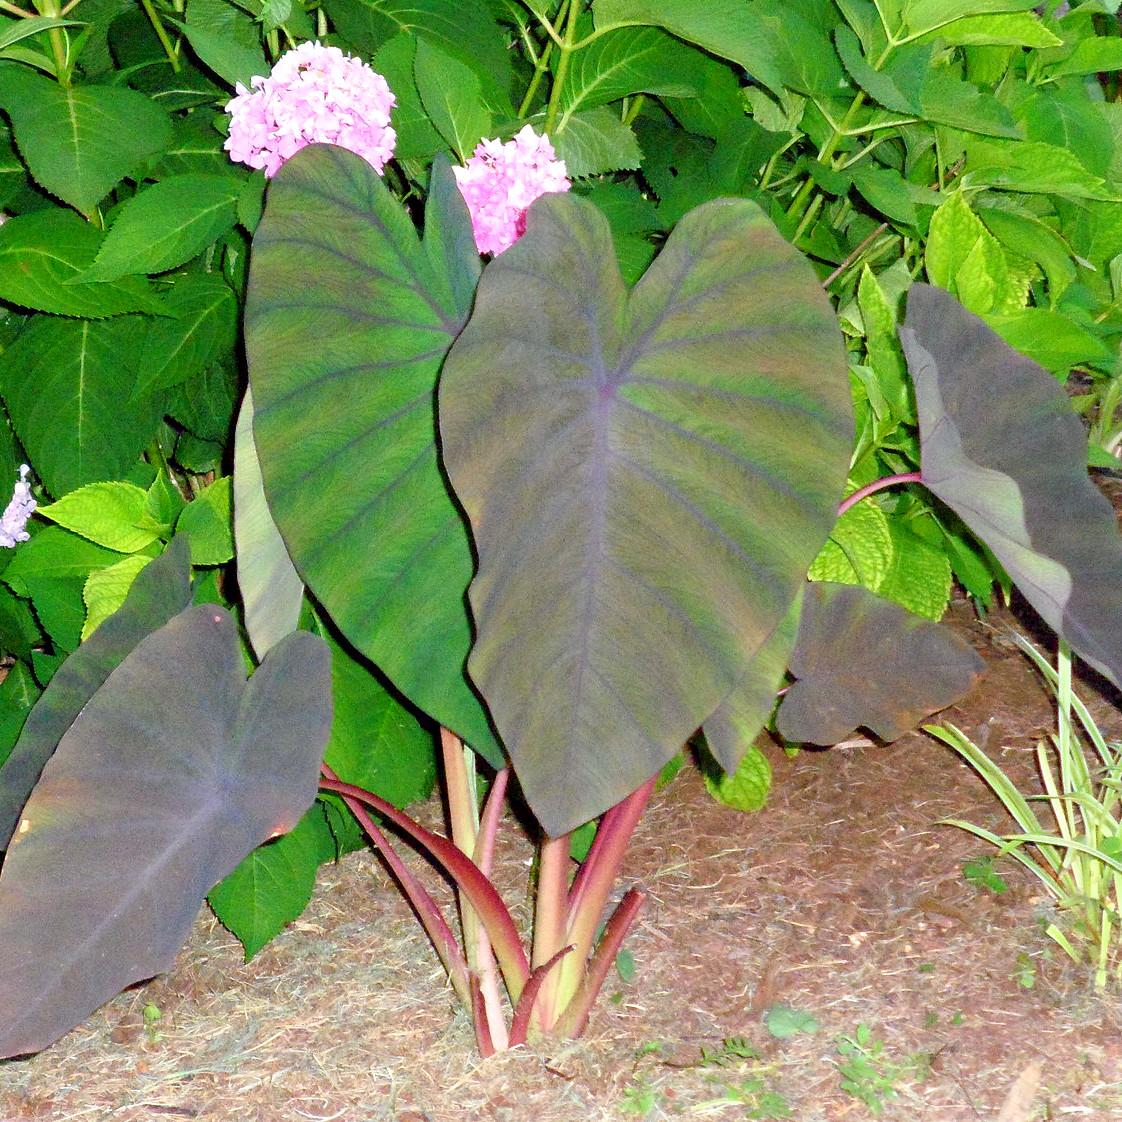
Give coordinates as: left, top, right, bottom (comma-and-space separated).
453, 125, 571, 256
0, 465, 35, 549
225, 42, 396, 178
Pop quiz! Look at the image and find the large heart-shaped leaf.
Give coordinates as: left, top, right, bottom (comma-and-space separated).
245, 146, 500, 762
0, 537, 191, 850
440, 194, 852, 834
0, 605, 331, 1058
900, 283, 1122, 689
775, 581, 984, 745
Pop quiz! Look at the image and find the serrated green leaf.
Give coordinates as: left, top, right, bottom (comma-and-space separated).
552, 107, 641, 177
175, 476, 233, 565
978, 206, 1076, 302
0, 64, 171, 215
322, 0, 512, 109
558, 26, 703, 123
0, 316, 161, 496
704, 745, 771, 813
593, 0, 785, 97
920, 69, 1020, 138
808, 499, 893, 588
207, 806, 325, 959
37, 481, 157, 553
413, 38, 490, 161
925, 193, 1012, 314
168, 361, 238, 443
901, 0, 1039, 40
922, 12, 1059, 47
179, 0, 266, 87
857, 265, 912, 421
82, 553, 154, 640
0, 211, 167, 318
147, 112, 237, 178
986, 307, 1115, 375
370, 33, 444, 161
322, 633, 436, 808
834, 25, 921, 114
849, 163, 918, 228
1046, 35, 1122, 79
237, 174, 265, 232
135, 274, 238, 398
78, 175, 240, 282
0, 662, 39, 770
962, 138, 1119, 201
877, 521, 952, 621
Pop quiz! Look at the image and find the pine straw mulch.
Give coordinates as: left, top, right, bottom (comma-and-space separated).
4, 602, 1122, 1122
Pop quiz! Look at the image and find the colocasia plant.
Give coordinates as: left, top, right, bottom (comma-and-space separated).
3, 0, 1122, 1059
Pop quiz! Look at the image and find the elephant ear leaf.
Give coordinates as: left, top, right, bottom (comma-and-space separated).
0, 605, 331, 1059
900, 283, 1122, 689
0, 535, 191, 850
440, 193, 852, 835
775, 581, 984, 745
245, 145, 501, 763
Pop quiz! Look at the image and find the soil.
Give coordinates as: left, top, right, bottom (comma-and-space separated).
4, 600, 1122, 1121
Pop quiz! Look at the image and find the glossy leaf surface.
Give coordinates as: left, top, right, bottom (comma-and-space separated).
0, 605, 331, 1058
900, 283, 1122, 689
776, 581, 984, 745
245, 146, 500, 762
441, 194, 852, 834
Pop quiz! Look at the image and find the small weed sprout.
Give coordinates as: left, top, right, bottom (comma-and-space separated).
929, 635, 1122, 988
834, 1024, 923, 1115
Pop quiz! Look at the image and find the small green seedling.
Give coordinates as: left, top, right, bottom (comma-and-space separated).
963, 855, 1008, 894
835, 1023, 924, 1115
764, 1004, 820, 1039
142, 1001, 161, 1044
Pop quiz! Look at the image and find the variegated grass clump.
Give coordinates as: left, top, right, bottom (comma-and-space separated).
928, 635, 1122, 989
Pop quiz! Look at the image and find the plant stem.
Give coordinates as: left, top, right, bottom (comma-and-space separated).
557, 775, 656, 1014
439, 728, 508, 1049
139, 0, 180, 73
836, 471, 923, 517
542, 0, 582, 135
531, 832, 572, 1031
0, 1, 36, 18
33, 0, 70, 83
553, 887, 645, 1038
471, 769, 511, 1047
317, 775, 531, 1003
318, 765, 473, 1008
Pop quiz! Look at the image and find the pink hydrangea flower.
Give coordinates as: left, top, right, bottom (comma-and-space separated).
0, 465, 35, 549
453, 125, 571, 256
225, 41, 396, 178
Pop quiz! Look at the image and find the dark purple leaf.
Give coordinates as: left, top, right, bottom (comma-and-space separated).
440, 194, 852, 834
0, 536, 191, 850
901, 283, 1122, 688
0, 605, 331, 1058
776, 581, 984, 745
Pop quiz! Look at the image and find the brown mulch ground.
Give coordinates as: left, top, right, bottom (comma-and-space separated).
4, 601, 1122, 1121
